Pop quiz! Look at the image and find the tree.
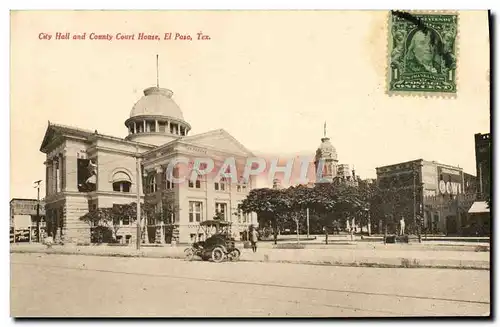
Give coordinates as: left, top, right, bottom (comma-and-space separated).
80, 202, 156, 243
239, 183, 370, 243
80, 208, 114, 243
239, 188, 290, 244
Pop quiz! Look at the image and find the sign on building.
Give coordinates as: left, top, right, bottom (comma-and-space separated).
437, 166, 463, 195
13, 215, 32, 229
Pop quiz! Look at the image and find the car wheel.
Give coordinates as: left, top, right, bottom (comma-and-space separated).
184, 248, 195, 261
228, 249, 241, 261
211, 247, 225, 263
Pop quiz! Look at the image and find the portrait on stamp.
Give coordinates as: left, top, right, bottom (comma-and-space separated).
388, 12, 458, 95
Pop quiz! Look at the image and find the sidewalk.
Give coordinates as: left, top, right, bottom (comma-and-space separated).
10, 242, 490, 270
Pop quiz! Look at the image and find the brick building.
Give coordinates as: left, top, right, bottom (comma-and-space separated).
376, 159, 473, 235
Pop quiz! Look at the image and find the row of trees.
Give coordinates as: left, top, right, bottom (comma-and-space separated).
238, 179, 421, 244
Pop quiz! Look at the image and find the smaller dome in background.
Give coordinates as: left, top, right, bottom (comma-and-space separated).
316, 137, 338, 161
130, 87, 184, 120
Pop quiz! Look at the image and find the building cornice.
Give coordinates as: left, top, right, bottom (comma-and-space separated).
91, 145, 144, 157
124, 132, 183, 143
124, 115, 192, 131
89, 133, 156, 150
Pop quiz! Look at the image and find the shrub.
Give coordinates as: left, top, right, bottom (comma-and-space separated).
91, 226, 113, 244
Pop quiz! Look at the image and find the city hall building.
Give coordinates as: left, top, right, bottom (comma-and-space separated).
40, 85, 257, 244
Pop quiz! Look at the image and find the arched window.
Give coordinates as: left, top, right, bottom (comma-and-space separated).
112, 171, 132, 193
148, 175, 157, 193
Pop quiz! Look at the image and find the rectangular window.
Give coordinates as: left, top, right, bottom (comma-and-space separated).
122, 216, 130, 226
215, 178, 227, 191
189, 201, 203, 222
215, 202, 227, 220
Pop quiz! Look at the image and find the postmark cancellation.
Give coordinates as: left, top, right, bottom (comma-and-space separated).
388, 11, 458, 97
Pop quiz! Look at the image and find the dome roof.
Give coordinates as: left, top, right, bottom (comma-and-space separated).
130, 87, 184, 120
316, 137, 338, 160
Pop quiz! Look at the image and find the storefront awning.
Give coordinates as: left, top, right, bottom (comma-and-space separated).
468, 201, 490, 214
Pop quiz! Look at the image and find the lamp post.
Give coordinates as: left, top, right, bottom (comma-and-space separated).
34, 180, 42, 243
135, 146, 142, 250
365, 207, 371, 236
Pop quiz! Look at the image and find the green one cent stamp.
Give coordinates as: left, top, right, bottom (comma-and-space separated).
388, 11, 458, 95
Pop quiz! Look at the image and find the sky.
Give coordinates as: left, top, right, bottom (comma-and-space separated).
10, 10, 490, 199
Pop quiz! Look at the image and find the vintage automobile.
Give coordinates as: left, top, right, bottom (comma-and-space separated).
184, 220, 241, 263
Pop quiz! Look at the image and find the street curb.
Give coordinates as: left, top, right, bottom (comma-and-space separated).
10, 248, 490, 271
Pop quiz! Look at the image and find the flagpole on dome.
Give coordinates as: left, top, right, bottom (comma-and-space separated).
156, 54, 160, 88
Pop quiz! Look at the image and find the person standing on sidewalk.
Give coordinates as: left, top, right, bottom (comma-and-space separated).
250, 226, 259, 253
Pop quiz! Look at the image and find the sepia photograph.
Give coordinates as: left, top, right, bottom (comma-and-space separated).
8, 8, 491, 318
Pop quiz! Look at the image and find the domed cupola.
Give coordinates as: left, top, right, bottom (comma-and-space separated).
124, 86, 191, 146
315, 136, 338, 162
314, 122, 339, 182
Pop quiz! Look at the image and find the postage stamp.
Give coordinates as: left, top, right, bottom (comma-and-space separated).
387, 11, 458, 96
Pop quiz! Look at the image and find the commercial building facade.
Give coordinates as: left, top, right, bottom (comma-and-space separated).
475, 133, 491, 199
10, 198, 46, 242
376, 159, 474, 235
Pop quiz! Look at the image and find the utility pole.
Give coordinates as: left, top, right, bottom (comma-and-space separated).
34, 180, 42, 243
413, 165, 422, 243
306, 207, 310, 238
156, 54, 160, 88
136, 146, 142, 250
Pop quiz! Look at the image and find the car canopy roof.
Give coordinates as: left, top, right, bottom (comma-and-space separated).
199, 220, 232, 227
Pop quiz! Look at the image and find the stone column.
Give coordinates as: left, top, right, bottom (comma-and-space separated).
46, 160, 52, 196
64, 151, 78, 192
167, 121, 170, 134
143, 120, 146, 133
155, 120, 159, 133
52, 158, 58, 194
133, 121, 137, 134
59, 153, 64, 192
156, 166, 165, 191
